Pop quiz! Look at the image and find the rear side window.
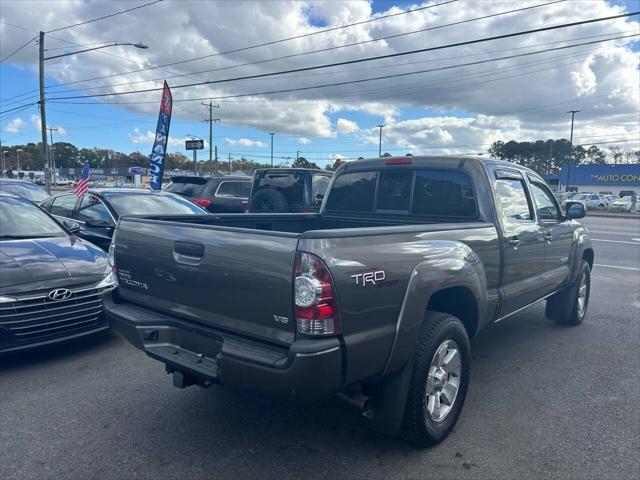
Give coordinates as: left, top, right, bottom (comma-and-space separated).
165, 179, 208, 198
325, 171, 377, 212
216, 181, 251, 198
412, 170, 477, 218
76, 195, 113, 223
495, 179, 533, 221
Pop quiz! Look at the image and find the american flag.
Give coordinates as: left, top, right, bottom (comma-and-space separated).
74, 162, 90, 198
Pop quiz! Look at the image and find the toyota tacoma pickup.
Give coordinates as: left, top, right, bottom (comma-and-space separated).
104, 156, 593, 446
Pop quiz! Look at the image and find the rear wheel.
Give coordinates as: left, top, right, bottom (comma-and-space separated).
546, 260, 591, 326
251, 189, 288, 213
401, 311, 470, 447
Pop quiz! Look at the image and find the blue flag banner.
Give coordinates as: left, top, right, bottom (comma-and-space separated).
149, 81, 172, 190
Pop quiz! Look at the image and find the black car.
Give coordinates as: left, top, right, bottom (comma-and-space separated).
0, 178, 50, 204
0, 192, 115, 353
249, 168, 332, 213
165, 176, 252, 213
40, 189, 206, 251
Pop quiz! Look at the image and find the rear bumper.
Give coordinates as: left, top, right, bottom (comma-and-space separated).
104, 292, 343, 395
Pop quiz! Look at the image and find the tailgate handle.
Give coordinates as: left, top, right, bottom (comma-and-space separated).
173, 241, 204, 258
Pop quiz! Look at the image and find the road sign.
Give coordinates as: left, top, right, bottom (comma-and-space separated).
186, 139, 204, 150
128, 166, 149, 175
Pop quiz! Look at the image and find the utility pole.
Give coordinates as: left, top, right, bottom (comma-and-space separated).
228, 153, 232, 175
17, 149, 23, 174
377, 124, 385, 157
47, 127, 58, 185
38, 31, 51, 193
269, 132, 275, 167
566, 110, 579, 192
1, 151, 7, 177
202, 102, 220, 174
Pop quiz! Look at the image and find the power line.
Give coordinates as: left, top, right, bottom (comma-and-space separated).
48, 33, 639, 105
44, 0, 564, 92
44, 0, 457, 89
0, 102, 38, 116
42, 29, 636, 101
0, 35, 37, 63
46, 11, 640, 102
46, 0, 164, 33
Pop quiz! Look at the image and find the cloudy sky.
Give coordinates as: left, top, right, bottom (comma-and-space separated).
0, 0, 638, 167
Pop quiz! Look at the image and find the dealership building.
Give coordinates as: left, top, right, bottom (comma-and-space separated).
548, 163, 640, 194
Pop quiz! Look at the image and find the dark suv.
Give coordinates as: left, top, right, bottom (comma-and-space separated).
165, 176, 252, 213
249, 168, 332, 213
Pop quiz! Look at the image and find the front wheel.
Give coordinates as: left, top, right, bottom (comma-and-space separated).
401, 311, 471, 447
546, 260, 591, 326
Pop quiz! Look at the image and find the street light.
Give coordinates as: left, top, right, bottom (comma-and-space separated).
16, 149, 23, 173
38, 34, 150, 193
377, 124, 385, 157
269, 133, 275, 167
1, 151, 8, 176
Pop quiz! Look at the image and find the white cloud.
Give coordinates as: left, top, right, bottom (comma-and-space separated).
4, 117, 26, 134
336, 118, 359, 134
0, 0, 636, 148
297, 137, 311, 144
128, 128, 190, 147
28, 114, 66, 135
225, 137, 267, 147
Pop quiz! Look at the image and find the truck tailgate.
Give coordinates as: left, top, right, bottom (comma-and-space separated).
113, 217, 299, 346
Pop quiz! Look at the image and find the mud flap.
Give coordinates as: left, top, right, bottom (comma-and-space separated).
365, 354, 415, 436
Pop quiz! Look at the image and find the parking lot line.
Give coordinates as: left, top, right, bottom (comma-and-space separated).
594, 263, 640, 271
592, 238, 640, 245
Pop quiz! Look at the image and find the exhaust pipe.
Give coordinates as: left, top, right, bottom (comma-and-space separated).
338, 391, 371, 414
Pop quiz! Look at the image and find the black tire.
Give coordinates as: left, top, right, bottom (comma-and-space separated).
401, 311, 471, 447
545, 260, 591, 326
251, 189, 289, 213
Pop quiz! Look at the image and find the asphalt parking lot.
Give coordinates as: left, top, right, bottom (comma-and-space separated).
1, 215, 638, 480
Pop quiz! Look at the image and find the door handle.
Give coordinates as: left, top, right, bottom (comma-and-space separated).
544, 233, 553, 243
508, 236, 521, 249
173, 241, 204, 263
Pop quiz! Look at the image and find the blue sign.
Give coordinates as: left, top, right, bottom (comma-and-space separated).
560, 163, 640, 187
128, 167, 149, 175
149, 81, 172, 190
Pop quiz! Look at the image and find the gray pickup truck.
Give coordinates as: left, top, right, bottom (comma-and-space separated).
105, 156, 593, 446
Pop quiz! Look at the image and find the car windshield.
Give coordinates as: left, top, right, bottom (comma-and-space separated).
0, 196, 66, 239
106, 193, 206, 215
0, 182, 50, 202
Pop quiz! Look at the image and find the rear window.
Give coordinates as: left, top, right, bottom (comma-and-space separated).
326, 168, 478, 219
412, 170, 477, 218
325, 171, 377, 212
165, 178, 208, 198
312, 174, 331, 198
255, 172, 304, 203
377, 170, 412, 210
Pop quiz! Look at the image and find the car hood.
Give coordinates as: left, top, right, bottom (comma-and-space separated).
0, 235, 109, 293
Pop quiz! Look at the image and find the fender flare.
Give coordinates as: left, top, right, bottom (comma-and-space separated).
381, 241, 487, 378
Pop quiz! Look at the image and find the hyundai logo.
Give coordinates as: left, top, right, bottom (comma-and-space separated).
48, 288, 73, 301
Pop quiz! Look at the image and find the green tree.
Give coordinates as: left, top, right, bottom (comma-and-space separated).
327, 158, 344, 171
291, 156, 320, 169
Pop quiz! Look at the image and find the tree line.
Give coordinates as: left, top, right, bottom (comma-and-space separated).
1, 139, 637, 176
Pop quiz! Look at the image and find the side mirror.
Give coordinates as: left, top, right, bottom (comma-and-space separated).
63, 219, 81, 234
565, 201, 586, 219
85, 219, 114, 229
315, 193, 324, 205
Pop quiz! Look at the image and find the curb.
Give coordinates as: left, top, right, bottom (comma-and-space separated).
586, 212, 640, 219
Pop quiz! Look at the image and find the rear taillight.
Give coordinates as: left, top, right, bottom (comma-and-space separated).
293, 251, 340, 336
385, 156, 412, 165
191, 198, 212, 207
